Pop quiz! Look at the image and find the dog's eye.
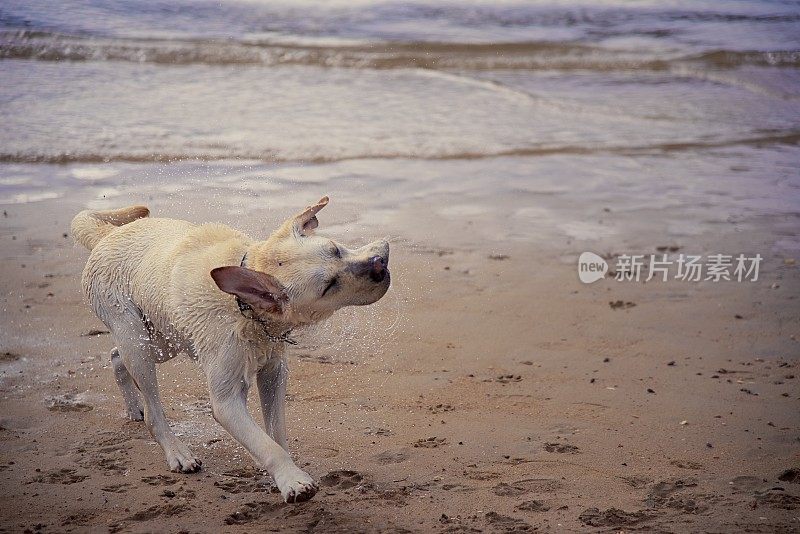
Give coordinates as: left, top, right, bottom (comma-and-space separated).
322, 277, 337, 297
329, 243, 341, 258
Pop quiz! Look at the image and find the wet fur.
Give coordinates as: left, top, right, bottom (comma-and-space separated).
71, 198, 390, 503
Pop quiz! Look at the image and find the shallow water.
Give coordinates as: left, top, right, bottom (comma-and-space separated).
0, 0, 798, 251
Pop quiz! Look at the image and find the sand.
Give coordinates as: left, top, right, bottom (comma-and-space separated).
1, 193, 798, 533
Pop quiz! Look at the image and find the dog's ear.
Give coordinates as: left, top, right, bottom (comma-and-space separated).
210, 266, 288, 315
293, 196, 328, 236
272, 196, 329, 239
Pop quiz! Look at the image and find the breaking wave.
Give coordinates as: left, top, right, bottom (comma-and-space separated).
3, 30, 799, 71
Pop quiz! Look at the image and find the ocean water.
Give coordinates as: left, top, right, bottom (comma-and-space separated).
0, 0, 799, 251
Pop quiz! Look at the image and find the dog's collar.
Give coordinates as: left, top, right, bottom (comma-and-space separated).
236, 252, 297, 345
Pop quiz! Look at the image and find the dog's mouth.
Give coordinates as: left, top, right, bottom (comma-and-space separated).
321, 277, 338, 297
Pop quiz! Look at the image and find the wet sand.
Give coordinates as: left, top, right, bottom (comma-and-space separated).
1, 188, 798, 533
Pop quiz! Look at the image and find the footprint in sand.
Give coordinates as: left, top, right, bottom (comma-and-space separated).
363, 427, 393, 436
609, 300, 636, 310
46, 393, 93, 412
645, 477, 698, 504
728, 475, 764, 494
297, 353, 356, 365
644, 477, 709, 513
753, 492, 800, 510
413, 437, 447, 448
464, 469, 500, 481
141, 474, 178, 486
374, 449, 410, 464
126, 503, 192, 522
79, 329, 110, 337
320, 470, 364, 490
297, 353, 333, 364
543, 442, 580, 454
621, 475, 651, 489
579, 507, 652, 528
441, 483, 476, 492
224, 502, 283, 525
60, 511, 96, 528
494, 478, 561, 497
484, 511, 533, 531
488, 374, 522, 384
778, 468, 800, 483
32, 468, 88, 485
214, 467, 275, 494
101, 483, 132, 493
516, 500, 550, 512
109, 504, 193, 532
214, 477, 274, 494
669, 459, 703, 470
74, 431, 132, 474
723, 474, 800, 510
493, 482, 529, 497
95, 457, 129, 473
0, 351, 20, 362
320, 471, 405, 505
221, 467, 263, 478
310, 446, 340, 459
428, 403, 455, 414
160, 487, 196, 500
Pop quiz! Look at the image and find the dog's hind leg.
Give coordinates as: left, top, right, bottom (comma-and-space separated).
111, 347, 144, 421
110, 312, 201, 473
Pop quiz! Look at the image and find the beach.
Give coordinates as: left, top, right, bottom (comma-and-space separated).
1, 179, 798, 532
1, 0, 799, 531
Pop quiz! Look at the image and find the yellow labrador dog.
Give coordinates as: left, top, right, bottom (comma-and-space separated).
71, 197, 390, 503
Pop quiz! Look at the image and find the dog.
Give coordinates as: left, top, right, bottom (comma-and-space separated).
71, 196, 390, 503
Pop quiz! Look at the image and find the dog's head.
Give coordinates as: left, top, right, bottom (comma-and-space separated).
211, 196, 390, 326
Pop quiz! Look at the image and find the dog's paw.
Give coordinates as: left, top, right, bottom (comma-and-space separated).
165, 446, 202, 473
274, 465, 318, 503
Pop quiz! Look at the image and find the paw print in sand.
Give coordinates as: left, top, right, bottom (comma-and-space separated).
428, 403, 455, 414
490, 374, 522, 384
414, 437, 447, 448
319, 470, 364, 490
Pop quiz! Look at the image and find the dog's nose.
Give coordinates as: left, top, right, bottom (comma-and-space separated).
369, 255, 387, 282
371, 255, 386, 274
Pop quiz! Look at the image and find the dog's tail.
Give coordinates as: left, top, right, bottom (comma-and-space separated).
71, 205, 150, 251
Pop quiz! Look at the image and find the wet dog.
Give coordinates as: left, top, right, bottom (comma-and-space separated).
71, 197, 390, 502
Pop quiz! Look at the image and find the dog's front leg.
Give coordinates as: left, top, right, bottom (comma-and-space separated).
207, 362, 317, 503
257, 355, 288, 451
